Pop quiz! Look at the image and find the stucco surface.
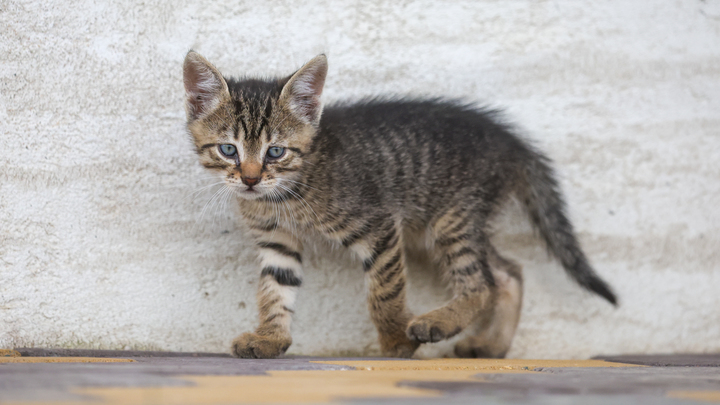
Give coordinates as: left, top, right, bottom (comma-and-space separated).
1, 0, 719, 358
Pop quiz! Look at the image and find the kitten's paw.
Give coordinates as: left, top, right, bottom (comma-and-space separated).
406, 314, 463, 343
380, 336, 420, 358
231, 332, 291, 359
454, 336, 508, 359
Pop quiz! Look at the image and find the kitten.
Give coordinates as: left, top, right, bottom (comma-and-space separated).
182, 51, 617, 359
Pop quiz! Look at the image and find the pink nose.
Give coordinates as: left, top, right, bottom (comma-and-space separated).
242, 177, 260, 187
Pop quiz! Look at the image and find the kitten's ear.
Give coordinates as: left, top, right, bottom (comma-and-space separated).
279, 54, 328, 126
183, 51, 230, 121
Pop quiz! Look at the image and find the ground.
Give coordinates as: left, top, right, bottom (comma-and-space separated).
1, 349, 719, 405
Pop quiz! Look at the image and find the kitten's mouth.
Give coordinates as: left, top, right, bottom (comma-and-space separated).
232, 185, 265, 200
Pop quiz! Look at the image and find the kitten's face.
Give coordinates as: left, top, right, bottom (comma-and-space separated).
187, 93, 314, 200
183, 52, 327, 201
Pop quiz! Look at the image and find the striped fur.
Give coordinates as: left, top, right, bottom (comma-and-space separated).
183, 51, 617, 359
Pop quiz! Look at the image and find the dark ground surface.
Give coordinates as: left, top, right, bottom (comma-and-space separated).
594, 353, 720, 367
2, 350, 719, 404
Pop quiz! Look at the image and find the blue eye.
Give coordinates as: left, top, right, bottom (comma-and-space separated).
266, 146, 285, 159
219, 144, 237, 157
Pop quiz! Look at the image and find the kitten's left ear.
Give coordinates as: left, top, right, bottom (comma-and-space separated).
279, 54, 328, 126
183, 51, 230, 121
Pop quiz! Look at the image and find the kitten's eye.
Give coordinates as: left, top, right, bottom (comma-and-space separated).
218, 144, 237, 157
266, 146, 286, 159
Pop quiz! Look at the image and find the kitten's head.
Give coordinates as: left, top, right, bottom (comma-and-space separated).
183, 51, 327, 200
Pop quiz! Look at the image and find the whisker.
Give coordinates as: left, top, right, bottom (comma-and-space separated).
282, 179, 320, 191
277, 183, 328, 235
185, 181, 227, 201
190, 175, 229, 184
213, 187, 234, 229
270, 188, 292, 240
209, 188, 224, 228
197, 185, 228, 226
278, 189, 299, 240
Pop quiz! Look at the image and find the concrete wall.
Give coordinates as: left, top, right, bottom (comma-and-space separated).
2, 0, 719, 358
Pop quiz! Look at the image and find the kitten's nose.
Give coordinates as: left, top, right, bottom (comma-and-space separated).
242, 177, 260, 187
240, 162, 262, 187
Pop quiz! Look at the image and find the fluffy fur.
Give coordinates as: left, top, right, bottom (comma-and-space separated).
182, 51, 616, 359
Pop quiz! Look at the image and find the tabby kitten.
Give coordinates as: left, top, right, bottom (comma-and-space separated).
182, 51, 617, 359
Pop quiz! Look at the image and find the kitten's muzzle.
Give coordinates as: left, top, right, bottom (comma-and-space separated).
239, 162, 262, 188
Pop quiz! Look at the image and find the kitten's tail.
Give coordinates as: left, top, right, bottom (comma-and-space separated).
518, 150, 617, 306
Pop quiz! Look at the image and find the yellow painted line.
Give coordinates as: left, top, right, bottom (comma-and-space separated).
0, 349, 21, 357
75, 370, 454, 405
314, 358, 642, 372
0, 357, 134, 363
668, 390, 720, 403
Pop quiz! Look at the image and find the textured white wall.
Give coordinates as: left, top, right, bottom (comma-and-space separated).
2, 0, 719, 358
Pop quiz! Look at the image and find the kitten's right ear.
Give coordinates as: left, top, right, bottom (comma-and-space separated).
279, 54, 328, 126
183, 51, 230, 121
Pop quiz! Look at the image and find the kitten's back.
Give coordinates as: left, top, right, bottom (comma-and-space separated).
315, 98, 532, 212
315, 98, 617, 305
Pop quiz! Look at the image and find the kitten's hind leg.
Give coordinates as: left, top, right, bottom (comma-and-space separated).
454, 245, 523, 358
407, 214, 497, 344
356, 220, 419, 358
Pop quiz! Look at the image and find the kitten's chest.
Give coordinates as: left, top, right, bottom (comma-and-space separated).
237, 196, 339, 239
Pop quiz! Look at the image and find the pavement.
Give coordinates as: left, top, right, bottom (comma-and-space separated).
1, 349, 719, 405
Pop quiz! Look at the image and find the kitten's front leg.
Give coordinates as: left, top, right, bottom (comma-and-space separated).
232, 231, 303, 359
